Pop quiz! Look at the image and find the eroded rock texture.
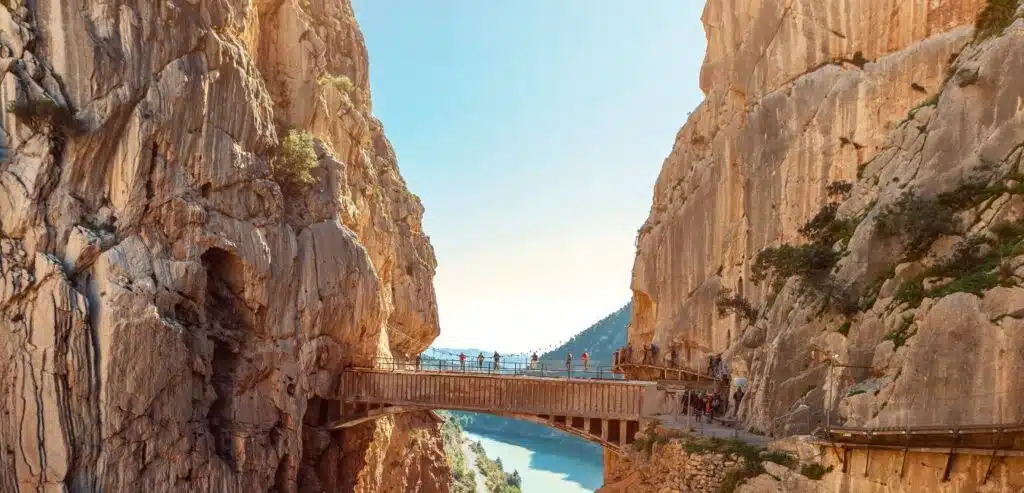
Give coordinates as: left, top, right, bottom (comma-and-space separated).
0, 1, 447, 492
630, 0, 1024, 436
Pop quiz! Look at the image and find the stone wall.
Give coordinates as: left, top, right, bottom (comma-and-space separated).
0, 0, 447, 492
600, 440, 744, 493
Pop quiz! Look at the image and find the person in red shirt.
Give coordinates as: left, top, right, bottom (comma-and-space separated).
459, 352, 467, 372
581, 351, 590, 371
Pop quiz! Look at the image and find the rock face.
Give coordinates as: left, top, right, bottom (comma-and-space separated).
0, 1, 447, 492
630, 0, 1024, 438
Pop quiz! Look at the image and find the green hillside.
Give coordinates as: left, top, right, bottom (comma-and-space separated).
540, 302, 630, 366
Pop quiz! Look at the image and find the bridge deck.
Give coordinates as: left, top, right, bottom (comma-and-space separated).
341, 369, 655, 420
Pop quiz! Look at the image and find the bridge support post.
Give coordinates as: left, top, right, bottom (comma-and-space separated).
983, 428, 1004, 485
942, 429, 960, 483
899, 428, 910, 478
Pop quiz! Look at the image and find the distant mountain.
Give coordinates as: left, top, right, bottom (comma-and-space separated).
540, 302, 630, 366
446, 303, 631, 452
423, 347, 528, 363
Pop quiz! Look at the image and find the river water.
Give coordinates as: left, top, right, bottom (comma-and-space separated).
464, 431, 604, 493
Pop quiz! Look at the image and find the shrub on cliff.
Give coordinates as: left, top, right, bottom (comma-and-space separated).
752, 244, 840, 292
799, 203, 858, 247
272, 130, 319, 191
874, 191, 957, 259
319, 74, 354, 93
800, 463, 833, 480
715, 288, 759, 324
752, 188, 860, 295
975, 0, 1020, 41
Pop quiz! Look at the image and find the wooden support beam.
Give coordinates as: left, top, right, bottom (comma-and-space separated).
863, 447, 871, 477
983, 428, 1003, 485
899, 429, 910, 478
841, 448, 850, 473
942, 429, 961, 483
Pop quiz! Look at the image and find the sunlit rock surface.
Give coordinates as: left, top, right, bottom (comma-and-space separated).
0, 1, 447, 492
630, 0, 1024, 444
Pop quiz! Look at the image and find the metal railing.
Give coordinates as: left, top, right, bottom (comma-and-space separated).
610, 347, 727, 381
354, 356, 626, 380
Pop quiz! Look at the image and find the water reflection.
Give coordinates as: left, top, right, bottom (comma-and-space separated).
465, 432, 604, 492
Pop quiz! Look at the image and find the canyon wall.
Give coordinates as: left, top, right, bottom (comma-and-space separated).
0, 1, 447, 492
630, 0, 1024, 437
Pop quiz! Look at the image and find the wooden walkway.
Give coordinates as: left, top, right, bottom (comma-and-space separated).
815, 424, 1024, 484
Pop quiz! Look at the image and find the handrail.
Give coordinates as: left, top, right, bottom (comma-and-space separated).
610, 346, 727, 381
353, 356, 626, 380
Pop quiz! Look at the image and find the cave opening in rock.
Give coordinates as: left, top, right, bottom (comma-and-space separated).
202, 247, 250, 470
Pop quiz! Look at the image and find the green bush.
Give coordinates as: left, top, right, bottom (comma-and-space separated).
752, 244, 840, 292
975, 0, 1020, 41
272, 130, 319, 190
715, 288, 759, 324
6, 97, 74, 133
752, 198, 861, 296
799, 203, 858, 247
874, 192, 958, 259
837, 321, 851, 336
891, 224, 1022, 307
762, 451, 797, 469
884, 316, 916, 349
319, 74, 354, 93
800, 463, 833, 480
826, 181, 853, 199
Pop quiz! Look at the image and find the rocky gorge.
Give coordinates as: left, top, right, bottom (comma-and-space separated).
4, 0, 1024, 492
1, 0, 447, 492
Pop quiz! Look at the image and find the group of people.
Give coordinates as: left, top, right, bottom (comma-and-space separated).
613, 343, 689, 370
678, 386, 745, 423
428, 351, 593, 373
612, 344, 733, 382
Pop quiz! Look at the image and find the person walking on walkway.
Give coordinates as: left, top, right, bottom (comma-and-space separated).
565, 352, 573, 378
704, 392, 714, 423
626, 344, 633, 364
581, 351, 590, 371
642, 344, 650, 363
492, 351, 501, 372
530, 352, 539, 370
477, 352, 485, 370
459, 352, 467, 372
669, 346, 678, 368
733, 387, 745, 416
650, 344, 659, 364
415, 354, 422, 371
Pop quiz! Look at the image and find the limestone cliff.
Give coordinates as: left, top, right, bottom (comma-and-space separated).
630, 0, 1024, 438
0, 1, 447, 492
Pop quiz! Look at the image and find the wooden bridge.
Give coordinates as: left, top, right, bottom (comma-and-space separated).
326, 360, 699, 452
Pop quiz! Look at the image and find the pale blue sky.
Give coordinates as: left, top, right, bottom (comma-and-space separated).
352, 1, 707, 353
